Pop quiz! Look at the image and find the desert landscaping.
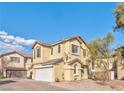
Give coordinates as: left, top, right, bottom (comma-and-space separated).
0, 78, 124, 91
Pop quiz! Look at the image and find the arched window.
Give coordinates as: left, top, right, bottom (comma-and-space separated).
74, 64, 77, 74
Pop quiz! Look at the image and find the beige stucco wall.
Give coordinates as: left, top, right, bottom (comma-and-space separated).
33, 43, 51, 64
64, 61, 87, 81
2, 53, 25, 68
115, 54, 124, 79
25, 59, 33, 78
53, 62, 64, 81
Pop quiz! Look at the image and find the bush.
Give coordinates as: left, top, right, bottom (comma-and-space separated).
55, 78, 60, 82
0, 72, 5, 79
28, 71, 32, 79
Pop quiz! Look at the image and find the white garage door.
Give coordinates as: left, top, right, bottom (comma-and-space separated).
35, 67, 54, 82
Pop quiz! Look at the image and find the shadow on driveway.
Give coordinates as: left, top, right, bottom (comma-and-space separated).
0, 80, 16, 86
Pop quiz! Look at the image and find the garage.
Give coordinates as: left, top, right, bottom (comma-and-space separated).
35, 66, 54, 82
5, 67, 27, 78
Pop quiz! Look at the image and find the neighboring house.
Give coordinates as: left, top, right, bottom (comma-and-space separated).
90, 57, 115, 80
114, 46, 124, 80
0, 51, 33, 78
32, 36, 91, 82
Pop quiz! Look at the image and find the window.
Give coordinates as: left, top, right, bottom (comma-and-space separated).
51, 48, 53, 55
83, 49, 86, 57
10, 57, 20, 62
58, 45, 61, 53
74, 64, 77, 74
24, 58, 28, 63
72, 44, 78, 53
36, 47, 41, 57
34, 49, 35, 59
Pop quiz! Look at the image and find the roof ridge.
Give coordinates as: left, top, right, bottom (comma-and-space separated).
33, 35, 81, 48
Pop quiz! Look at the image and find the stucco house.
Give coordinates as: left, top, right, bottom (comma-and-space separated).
114, 46, 124, 80
0, 51, 33, 78
32, 36, 91, 82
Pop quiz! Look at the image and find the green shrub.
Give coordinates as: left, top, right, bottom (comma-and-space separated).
0, 72, 5, 79
28, 71, 32, 79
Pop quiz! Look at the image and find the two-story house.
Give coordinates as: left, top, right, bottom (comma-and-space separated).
32, 36, 91, 82
0, 51, 33, 78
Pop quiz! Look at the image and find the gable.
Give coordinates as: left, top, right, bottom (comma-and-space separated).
33, 43, 41, 49
32, 41, 50, 49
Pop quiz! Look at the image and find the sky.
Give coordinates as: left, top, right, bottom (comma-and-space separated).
0, 2, 123, 54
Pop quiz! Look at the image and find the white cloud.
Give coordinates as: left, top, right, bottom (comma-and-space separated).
0, 30, 35, 54
0, 31, 7, 36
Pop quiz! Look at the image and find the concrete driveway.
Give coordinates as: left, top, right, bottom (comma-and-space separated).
1, 78, 124, 91
0, 78, 69, 91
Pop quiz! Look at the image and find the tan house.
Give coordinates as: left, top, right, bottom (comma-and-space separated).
114, 46, 124, 80
0, 51, 33, 78
32, 36, 91, 82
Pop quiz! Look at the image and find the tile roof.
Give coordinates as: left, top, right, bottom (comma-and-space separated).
5, 67, 27, 71
68, 58, 88, 67
42, 58, 63, 66
0, 51, 32, 58
32, 36, 90, 50
68, 58, 83, 65
21, 54, 32, 58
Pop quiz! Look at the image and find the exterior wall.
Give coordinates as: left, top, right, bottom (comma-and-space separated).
25, 59, 32, 69
33, 44, 43, 64
82, 67, 88, 79
71, 62, 82, 80
1, 53, 25, 68
33, 43, 51, 64
50, 44, 63, 60
64, 62, 87, 81
117, 65, 124, 79
42, 47, 51, 62
53, 62, 64, 81
25, 60, 33, 78
70, 39, 90, 64
64, 64, 71, 81
115, 53, 124, 79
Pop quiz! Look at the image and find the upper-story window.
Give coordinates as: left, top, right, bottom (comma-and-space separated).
10, 57, 20, 62
58, 45, 61, 53
51, 48, 53, 55
83, 49, 86, 57
72, 44, 78, 53
36, 47, 41, 58
34, 49, 35, 59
